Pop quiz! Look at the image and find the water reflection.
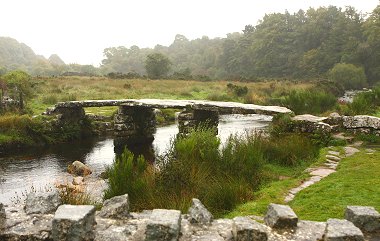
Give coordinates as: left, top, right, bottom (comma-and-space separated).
0, 114, 271, 205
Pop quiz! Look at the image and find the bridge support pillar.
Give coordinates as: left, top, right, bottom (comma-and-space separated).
178, 108, 219, 136
54, 106, 86, 123
114, 105, 156, 150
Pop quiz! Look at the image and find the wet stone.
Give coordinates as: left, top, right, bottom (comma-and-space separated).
264, 204, 298, 229
145, 209, 181, 241
233, 216, 269, 241
52, 205, 96, 241
188, 198, 213, 225
324, 219, 364, 241
98, 194, 129, 219
345, 206, 380, 232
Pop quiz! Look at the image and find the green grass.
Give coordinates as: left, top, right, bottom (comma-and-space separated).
291, 148, 380, 221
227, 147, 380, 221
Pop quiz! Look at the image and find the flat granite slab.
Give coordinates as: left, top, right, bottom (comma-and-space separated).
52, 99, 292, 115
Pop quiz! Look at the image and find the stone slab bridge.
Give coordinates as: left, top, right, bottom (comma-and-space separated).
47, 99, 292, 148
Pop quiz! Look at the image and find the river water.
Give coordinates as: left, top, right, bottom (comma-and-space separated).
0, 114, 271, 205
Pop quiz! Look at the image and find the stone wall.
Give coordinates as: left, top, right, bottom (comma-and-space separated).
1, 193, 379, 241
291, 113, 380, 136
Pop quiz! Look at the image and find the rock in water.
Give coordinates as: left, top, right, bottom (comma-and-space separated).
68, 161, 92, 176
188, 198, 213, 225
98, 194, 129, 219
24, 190, 61, 215
72, 176, 84, 185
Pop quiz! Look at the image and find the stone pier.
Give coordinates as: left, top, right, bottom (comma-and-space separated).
178, 108, 219, 136
114, 105, 156, 149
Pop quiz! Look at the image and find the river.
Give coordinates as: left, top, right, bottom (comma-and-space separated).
0, 114, 271, 205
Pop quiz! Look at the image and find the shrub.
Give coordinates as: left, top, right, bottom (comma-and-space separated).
328, 63, 367, 90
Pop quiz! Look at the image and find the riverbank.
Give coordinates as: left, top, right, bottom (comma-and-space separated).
227, 143, 380, 222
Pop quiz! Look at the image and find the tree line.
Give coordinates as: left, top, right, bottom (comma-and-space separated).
1, 4, 380, 87
100, 4, 380, 85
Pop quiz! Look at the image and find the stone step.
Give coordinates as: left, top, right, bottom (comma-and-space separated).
325, 155, 341, 162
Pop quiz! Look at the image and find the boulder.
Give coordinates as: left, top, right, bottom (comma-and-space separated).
98, 194, 129, 219
345, 206, 380, 232
145, 209, 181, 241
68, 161, 92, 177
52, 205, 96, 241
324, 219, 364, 241
0, 203, 5, 229
24, 190, 61, 215
264, 203, 298, 229
188, 198, 213, 225
233, 216, 269, 241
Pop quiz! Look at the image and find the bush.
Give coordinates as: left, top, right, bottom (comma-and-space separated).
282, 89, 337, 115
328, 63, 367, 90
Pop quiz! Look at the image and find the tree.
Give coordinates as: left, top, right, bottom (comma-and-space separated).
328, 63, 367, 90
3, 70, 32, 109
145, 53, 171, 79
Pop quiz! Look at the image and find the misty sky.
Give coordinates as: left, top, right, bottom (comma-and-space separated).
1, 0, 378, 66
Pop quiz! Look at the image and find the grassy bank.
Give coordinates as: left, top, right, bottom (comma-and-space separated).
29, 76, 314, 114
226, 147, 380, 221
0, 113, 93, 154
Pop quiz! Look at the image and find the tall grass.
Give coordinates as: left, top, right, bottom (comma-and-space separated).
104, 128, 321, 216
280, 89, 337, 115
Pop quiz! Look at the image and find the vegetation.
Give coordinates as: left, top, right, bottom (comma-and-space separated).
0, 113, 93, 151
279, 89, 337, 115
145, 53, 172, 79
291, 148, 380, 221
104, 128, 321, 217
328, 63, 367, 90
343, 86, 380, 115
